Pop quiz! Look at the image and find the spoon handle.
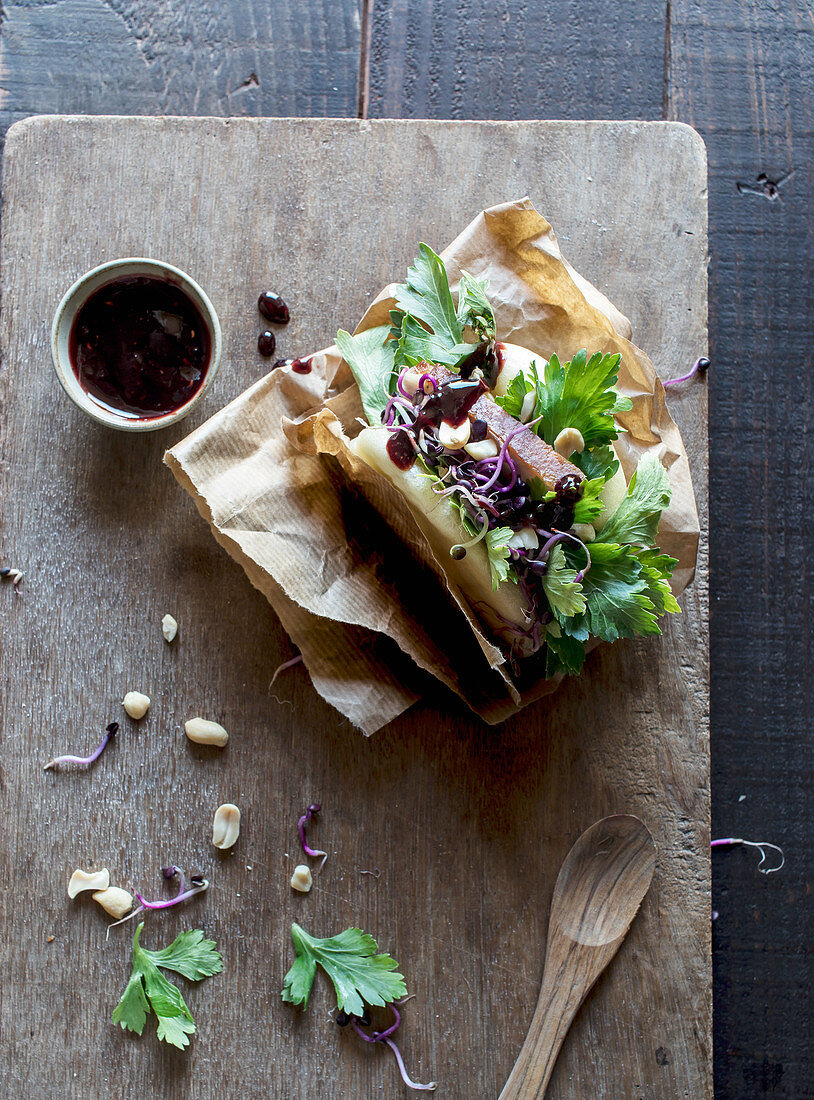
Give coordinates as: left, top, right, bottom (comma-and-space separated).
498, 930, 618, 1100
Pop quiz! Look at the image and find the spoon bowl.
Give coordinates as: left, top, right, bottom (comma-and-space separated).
499, 815, 656, 1100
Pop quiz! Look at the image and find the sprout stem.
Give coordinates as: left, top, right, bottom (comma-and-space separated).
270, 653, 303, 687
711, 837, 785, 874
44, 722, 118, 770
350, 1005, 436, 1091
383, 1038, 437, 1091
136, 879, 209, 910
476, 415, 544, 494
298, 803, 328, 869
664, 356, 710, 387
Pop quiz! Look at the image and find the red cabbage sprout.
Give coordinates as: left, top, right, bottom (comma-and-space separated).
298, 802, 328, 869
339, 1004, 436, 1091
107, 864, 209, 934
270, 653, 303, 687
710, 837, 785, 874
44, 722, 118, 771
664, 356, 710, 387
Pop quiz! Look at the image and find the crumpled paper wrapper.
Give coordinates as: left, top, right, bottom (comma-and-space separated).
166, 198, 700, 735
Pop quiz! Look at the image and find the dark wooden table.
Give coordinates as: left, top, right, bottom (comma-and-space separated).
0, 2, 810, 1097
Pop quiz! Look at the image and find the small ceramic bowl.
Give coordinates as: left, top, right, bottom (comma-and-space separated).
51, 257, 222, 432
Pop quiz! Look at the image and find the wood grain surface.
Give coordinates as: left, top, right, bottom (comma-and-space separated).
0, 115, 708, 1099
1, 6, 810, 1090
666, 6, 814, 1095
367, 6, 813, 1095
498, 816, 657, 1100
0, 0, 362, 137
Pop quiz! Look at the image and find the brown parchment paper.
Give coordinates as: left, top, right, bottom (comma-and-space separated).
166, 198, 700, 735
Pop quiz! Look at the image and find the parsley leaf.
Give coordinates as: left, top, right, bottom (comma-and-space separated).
335, 325, 397, 426
484, 526, 516, 591
572, 443, 619, 483
495, 370, 534, 419
282, 923, 407, 1018
563, 542, 660, 643
394, 243, 463, 350
527, 350, 624, 449
112, 923, 223, 1050
572, 477, 607, 525
598, 452, 672, 546
390, 247, 493, 368
393, 311, 472, 368
456, 271, 496, 339
545, 627, 587, 678
541, 544, 586, 619
635, 548, 681, 616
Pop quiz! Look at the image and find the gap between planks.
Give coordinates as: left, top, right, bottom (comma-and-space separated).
357, 0, 375, 118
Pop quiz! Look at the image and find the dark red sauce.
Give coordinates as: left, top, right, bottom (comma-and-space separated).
271, 356, 312, 374
258, 291, 290, 325
69, 276, 210, 418
386, 428, 416, 470
258, 330, 277, 357
432, 378, 485, 426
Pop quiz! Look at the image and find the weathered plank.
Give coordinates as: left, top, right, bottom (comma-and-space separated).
368, 0, 666, 121
0, 0, 362, 140
667, 4, 814, 1097
0, 115, 708, 1099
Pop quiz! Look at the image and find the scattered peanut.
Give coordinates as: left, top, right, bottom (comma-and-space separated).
67, 867, 110, 899
519, 389, 537, 423
92, 886, 133, 919
212, 803, 241, 849
185, 717, 229, 747
290, 865, 313, 893
464, 438, 499, 462
553, 426, 585, 458
438, 417, 471, 450
400, 369, 422, 396
122, 691, 150, 720
161, 613, 178, 643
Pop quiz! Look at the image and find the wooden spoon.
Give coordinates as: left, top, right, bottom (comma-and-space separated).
499, 815, 656, 1100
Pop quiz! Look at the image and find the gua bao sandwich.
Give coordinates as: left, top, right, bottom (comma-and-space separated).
335, 245, 679, 678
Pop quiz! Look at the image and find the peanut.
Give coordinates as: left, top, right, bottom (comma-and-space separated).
68, 867, 110, 899
92, 887, 133, 919
161, 613, 178, 643
553, 427, 585, 458
290, 865, 313, 893
122, 691, 150, 720
212, 803, 241, 849
438, 418, 471, 450
185, 717, 229, 747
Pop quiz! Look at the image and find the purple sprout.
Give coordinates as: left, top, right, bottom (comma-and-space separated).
107, 864, 209, 933
710, 837, 785, 874
664, 356, 710, 387
298, 803, 328, 869
44, 722, 118, 771
269, 653, 303, 687
136, 872, 209, 911
475, 415, 543, 494
340, 1004, 436, 1092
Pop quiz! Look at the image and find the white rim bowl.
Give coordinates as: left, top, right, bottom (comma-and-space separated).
51, 258, 222, 432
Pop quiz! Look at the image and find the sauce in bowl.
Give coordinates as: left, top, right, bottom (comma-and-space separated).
69, 275, 211, 419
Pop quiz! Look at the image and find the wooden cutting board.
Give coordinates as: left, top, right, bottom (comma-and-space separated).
0, 117, 710, 1099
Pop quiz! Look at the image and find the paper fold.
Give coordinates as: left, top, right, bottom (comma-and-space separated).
166, 198, 699, 734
